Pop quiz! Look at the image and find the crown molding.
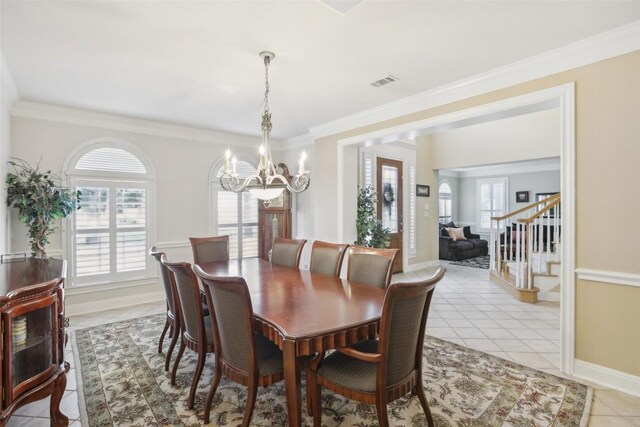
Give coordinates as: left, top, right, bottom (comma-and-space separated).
11, 101, 269, 148
306, 20, 640, 140
282, 132, 315, 150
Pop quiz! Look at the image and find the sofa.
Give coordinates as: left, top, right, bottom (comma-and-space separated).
439, 222, 489, 261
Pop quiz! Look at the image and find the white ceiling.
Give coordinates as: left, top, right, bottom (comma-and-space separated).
2, 1, 640, 140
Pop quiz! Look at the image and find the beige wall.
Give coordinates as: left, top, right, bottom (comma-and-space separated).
429, 108, 560, 170
312, 50, 640, 377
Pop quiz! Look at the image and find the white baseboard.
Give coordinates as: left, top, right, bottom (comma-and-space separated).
404, 260, 441, 272
538, 291, 560, 302
574, 359, 640, 398
66, 290, 165, 317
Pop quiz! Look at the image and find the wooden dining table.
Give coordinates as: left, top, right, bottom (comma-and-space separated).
197, 257, 386, 427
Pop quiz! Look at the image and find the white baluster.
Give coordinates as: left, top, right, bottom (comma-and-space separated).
490, 220, 495, 271
515, 222, 521, 288
527, 223, 533, 289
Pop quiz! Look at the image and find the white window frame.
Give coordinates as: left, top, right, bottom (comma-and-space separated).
63, 138, 155, 289
476, 177, 509, 233
438, 180, 453, 224
209, 157, 260, 260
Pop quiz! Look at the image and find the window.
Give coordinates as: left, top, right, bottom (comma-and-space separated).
66, 145, 154, 286
408, 163, 416, 256
477, 177, 508, 232
213, 160, 259, 259
438, 181, 452, 224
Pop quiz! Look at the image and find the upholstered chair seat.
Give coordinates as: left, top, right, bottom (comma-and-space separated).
308, 267, 446, 427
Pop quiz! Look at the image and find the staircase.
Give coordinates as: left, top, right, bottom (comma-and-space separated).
489, 193, 561, 303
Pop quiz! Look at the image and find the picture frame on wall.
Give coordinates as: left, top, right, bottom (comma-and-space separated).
516, 191, 529, 203
416, 185, 430, 197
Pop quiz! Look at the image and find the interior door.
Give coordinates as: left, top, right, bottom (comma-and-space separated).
376, 157, 403, 273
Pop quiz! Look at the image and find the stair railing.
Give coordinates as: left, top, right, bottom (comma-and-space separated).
490, 193, 561, 289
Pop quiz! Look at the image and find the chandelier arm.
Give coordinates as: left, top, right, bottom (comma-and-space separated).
220, 173, 264, 193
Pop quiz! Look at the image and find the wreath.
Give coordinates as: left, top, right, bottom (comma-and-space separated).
382, 183, 395, 209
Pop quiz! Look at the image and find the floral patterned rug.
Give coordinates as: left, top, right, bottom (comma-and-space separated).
73, 314, 591, 426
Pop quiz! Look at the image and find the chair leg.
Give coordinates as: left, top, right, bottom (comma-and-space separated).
204, 362, 222, 424
415, 384, 435, 427
312, 383, 322, 427
165, 321, 180, 371
241, 381, 258, 427
375, 398, 389, 427
158, 316, 170, 353
305, 351, 324, 416
171, 339, 186, 386
187, 349, 206, 409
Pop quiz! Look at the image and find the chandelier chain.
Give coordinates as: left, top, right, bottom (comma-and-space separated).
263, 55, 270, 115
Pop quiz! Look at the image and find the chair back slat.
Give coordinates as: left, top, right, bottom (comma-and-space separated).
190, 235, 230, 264
162, 258, 205, 342
347, 246, 399, 288
149, 247, 177, 316
271, 238, 306, 268
194, 267, 256, 374
378, 267, 445, 386
309, 241, 349, 277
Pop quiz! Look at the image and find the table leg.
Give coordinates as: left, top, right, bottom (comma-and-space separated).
283, 339, 302, 427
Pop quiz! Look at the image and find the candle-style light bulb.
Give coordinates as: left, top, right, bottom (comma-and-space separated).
224, 149, 231, 172
298, 150, 307, 175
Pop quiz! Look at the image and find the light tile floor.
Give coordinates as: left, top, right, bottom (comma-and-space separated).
8, 262, 640, 426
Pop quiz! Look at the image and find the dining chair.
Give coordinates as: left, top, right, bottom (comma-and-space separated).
189, 235, 230, 264
346, 246, 399, 288
193, 266, 285, 426
149, 247, 181, 372
271, 237, 306, 268
308, 267, 445, 427
309, 241, 349, 277
162, 256, 215, 410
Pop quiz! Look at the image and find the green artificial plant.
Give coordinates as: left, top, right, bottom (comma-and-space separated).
355, 185, 390, 248
6, 159, 81, 258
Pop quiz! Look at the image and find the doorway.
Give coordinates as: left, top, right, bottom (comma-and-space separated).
376, 157, 403, 273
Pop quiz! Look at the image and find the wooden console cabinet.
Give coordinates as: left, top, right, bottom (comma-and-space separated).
0, 256, 69, 427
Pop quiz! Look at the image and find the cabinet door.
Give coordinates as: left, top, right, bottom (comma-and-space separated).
259, 211, 292, 260
3, 294, 59, 405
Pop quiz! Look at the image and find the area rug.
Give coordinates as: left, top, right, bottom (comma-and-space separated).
74, 314, 591, 426
449, 255, 490, 270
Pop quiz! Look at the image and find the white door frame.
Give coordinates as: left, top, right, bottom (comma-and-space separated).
336, 83, 576, 374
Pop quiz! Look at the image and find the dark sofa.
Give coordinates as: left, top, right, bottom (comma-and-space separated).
439, 222, 488, 261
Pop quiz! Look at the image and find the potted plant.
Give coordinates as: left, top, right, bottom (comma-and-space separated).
6, 159, 81, 258
355, 185, 390, 248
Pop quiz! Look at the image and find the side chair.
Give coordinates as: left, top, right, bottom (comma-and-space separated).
193, 266, 286, 426
308, 267, 446, 427
162, 256, 215, 410
149, 247, 180, 371
271, 237, 306, 268
346, 246, 399, 288
189, 235, 230, 264
309, 241, 349, 277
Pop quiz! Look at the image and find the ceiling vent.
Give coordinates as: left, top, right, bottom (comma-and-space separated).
370, 75, 399, 88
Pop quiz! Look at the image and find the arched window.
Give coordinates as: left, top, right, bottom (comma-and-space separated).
211, 160, 259, 259
65, 141, 154, 286
439, 181, 452, 224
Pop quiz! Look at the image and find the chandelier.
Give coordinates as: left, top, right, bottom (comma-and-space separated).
220, 51, 310, 200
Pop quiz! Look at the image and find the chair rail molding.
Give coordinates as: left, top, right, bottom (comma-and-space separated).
576, 268, 640, 288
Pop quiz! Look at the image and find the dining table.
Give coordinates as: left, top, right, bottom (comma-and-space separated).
197, 257, 386, 427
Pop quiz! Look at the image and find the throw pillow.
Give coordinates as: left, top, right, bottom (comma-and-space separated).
447, 227, 466, 241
